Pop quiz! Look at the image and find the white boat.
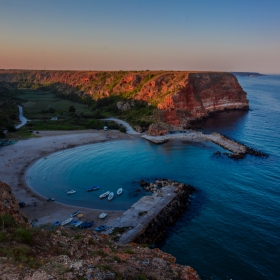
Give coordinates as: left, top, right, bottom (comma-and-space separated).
61, 217, 73, 226
99, 213, 107, 219
108, 192, 114, 201
74, 220, 83, 227
99, 191, 110, 199
117, 188, 123, 195
70, 210, 80, 217
67, 190, 76, 195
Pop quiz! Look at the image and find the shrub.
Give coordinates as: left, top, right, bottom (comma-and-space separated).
13, 228, 33, 244
0, 231, 8, 242
0, 213, 15, 229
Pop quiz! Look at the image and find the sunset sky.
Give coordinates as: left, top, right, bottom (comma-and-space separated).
1, 0, 280, 73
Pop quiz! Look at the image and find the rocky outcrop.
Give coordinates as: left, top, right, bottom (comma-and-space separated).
0, 70, 249, 127
0, 181, 28, 225
147, 123, 170, 136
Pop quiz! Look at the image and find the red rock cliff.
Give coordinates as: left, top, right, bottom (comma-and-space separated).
0, 70, 248, 126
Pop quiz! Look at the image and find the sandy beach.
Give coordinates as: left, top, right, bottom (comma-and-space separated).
0, 129, 133, 227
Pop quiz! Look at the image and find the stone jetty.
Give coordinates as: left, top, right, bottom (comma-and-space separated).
206, 132, 268, 159
106, 179, 196, 245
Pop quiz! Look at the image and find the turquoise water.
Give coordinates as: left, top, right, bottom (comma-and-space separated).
26, 75, 280, 280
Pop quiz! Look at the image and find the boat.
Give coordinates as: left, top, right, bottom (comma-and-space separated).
53, 221, 61, 226
108, 192, 114, 201
79, 221, 94, 229
67, 190, 76, 195
61, 217, 73, 226
47, 197, 55, 202
70, 210, 80, 217
99, 212, 107, 219
95, 224, 109, 232
87, 186, 99, 192
74, 220, 83, 227
70, 220, 79, 226
99, 191, 110, 199
117, 188, 123, 195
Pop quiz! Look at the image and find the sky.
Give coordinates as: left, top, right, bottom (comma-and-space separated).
1, 0, 280, 73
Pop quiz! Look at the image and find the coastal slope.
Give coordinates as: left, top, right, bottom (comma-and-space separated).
0, 70, 249, 127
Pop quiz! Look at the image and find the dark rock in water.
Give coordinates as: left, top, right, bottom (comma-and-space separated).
213, 151, 221, 156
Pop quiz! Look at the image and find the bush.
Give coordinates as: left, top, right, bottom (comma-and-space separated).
0, 213, 15, 229
0, 231, 8, 242
6, 124, 17, 132
119, 126, 126, 133
13, 228, 33, 244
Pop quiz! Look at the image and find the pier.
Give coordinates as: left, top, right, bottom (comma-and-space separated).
106, 180, 195, 245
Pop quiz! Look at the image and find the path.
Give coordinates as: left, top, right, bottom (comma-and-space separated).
15, 105, 28, 129
103, 117, 141, 135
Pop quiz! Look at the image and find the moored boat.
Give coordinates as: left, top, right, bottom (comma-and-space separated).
53, 221, 61, 226
74, 220, 83, 227
87, 186, 99, 192
99, 191, 110, 199
61, 217, 73, 226
70, 220, 79, 226
108, 192, 114, 201
95, 224, 109, 231
70, 210, 80, 217
67, 190, 76, 195
79, 221, 94, 228
99, 212, 107, 219
117, 188, 123, 195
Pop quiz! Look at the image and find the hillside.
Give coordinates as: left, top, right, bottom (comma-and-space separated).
0, 181, 200, 280
0, 70, 249, 128
0, 82, 20, 132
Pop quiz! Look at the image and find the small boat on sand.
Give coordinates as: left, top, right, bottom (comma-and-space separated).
67, 190, 76, 195
95, 225, 109, 231
61, 217, 73, 226
74, 220, 83, 227
79, 221, 94, 229
70, 220, 79, 226
99, 191, 110, 199
71, 210, 80, 217
87, 186, 99, 192
47, 197, 55, 202
117, 188, 123, 195
108, 192, 114, 201
53, 221, 61, 226
99, 213, 107, 219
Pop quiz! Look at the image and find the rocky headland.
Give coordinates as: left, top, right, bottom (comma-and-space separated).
0, 70, 249, 128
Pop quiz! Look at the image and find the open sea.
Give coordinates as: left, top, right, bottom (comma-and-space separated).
26, 75, 280, 280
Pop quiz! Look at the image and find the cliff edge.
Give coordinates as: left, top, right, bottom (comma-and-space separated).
0, 70, 248, 127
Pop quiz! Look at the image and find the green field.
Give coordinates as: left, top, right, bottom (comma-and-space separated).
15, 89, 120, 131
20, 89, 92, 119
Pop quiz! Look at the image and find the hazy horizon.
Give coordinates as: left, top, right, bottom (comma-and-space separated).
1, 0, 280, 74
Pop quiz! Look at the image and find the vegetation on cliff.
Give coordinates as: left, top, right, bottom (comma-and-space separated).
0, 82, 22, 135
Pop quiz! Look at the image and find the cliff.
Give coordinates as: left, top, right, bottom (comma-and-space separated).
0, 181, 200, 280
0, 70, 249, 127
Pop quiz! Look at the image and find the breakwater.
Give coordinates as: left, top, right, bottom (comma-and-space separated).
106, 179, 196, 245
205, 132, 268, 159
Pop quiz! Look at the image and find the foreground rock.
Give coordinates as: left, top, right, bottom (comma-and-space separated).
0, 181, 200, 279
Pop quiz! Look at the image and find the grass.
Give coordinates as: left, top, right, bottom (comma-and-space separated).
19, 89, 92, 119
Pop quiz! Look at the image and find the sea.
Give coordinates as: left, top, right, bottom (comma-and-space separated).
26, 75, 280, 280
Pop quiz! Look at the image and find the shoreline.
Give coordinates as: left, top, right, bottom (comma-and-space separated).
0, 129, 133, 227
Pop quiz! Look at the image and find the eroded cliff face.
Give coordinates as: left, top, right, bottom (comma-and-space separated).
0, 70, 249, 126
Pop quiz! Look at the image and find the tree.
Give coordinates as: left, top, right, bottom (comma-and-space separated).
68, 105, 76, 113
